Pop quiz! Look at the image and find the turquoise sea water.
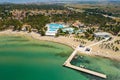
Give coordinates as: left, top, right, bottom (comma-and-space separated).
71, 54, 120, 80
0, 35, 120, 80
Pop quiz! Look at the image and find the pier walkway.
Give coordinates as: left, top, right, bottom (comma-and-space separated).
63, 39, 109, 79
65, 63, 107, 78
63, 47, 107, 78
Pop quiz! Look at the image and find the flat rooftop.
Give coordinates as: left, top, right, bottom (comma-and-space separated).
94, 32, 111, 35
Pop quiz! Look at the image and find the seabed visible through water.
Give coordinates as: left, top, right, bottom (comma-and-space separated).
0, 35, 120, 80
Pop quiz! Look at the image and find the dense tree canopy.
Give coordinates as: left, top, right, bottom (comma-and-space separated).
23, 14, 50, 30
0, 4, 119, 35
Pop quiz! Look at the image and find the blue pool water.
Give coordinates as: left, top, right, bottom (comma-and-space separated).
62, 27, 74, 34
48, 23, 64, 32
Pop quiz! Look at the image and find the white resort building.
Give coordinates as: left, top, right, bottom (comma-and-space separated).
94, 32, 111, 39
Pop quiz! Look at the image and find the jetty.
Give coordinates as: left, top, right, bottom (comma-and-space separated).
63, 46, 107, 79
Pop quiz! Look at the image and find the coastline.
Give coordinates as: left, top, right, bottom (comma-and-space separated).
0, 30, 78, 49
0, 30, 120, 61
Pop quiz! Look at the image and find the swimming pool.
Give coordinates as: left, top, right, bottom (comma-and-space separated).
62, 27, 74, 34
48, 23, 64, 31
46, 23, 65, 36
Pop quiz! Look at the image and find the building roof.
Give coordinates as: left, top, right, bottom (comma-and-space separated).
94, 32, 111, 36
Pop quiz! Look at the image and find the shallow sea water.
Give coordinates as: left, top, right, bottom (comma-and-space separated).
0, 35, 119, 80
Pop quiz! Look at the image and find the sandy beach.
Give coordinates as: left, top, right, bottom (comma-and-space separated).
0, 30, 120, 61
